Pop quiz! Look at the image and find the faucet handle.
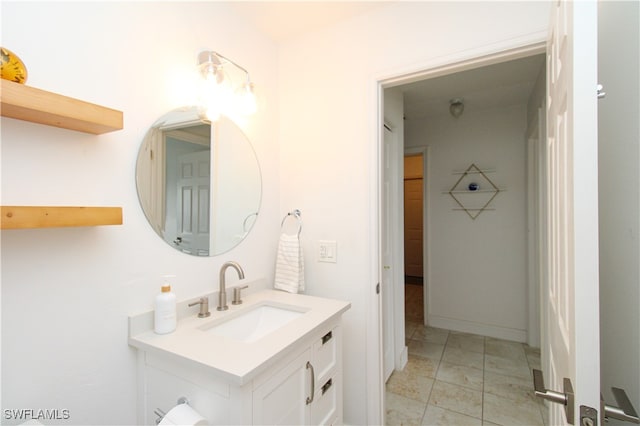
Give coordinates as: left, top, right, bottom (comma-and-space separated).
188, 297, 211, 318
232, 285, 249, 305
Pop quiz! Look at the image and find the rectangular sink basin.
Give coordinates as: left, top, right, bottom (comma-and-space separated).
200, 302, 307, 343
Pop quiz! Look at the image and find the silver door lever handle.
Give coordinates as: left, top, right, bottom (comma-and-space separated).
533, 369, 575, 424
533, 369, 568, 404
603, 388, 640, 424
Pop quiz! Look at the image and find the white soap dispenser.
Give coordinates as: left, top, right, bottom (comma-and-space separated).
154, 281, 176, 334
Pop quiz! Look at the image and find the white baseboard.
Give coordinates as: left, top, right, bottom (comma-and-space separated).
427, 314, 527, 343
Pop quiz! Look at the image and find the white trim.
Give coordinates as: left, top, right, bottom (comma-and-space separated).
380, 32, 547, 88
366, 80, 384, 426
537, 106, 550, 379
527, 132, 541, 348
428, 314, 528, 343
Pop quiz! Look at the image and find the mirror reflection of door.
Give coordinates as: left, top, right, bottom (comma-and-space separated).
404, 153, 423, 322
175, 150, 210, 256
163, 125, 211, 256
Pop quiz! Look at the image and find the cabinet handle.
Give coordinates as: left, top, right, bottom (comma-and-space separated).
322, 331, 333, 345
306, 362, 315, 405
321, 378, 333, 395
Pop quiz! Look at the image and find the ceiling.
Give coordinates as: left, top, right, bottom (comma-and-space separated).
400, 54, 546, 120
228, 1, 389, 42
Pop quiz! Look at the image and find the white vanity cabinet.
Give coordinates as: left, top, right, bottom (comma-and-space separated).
252, 325, 341, 425
135, 319, 343, 425
129, 289, 350, 425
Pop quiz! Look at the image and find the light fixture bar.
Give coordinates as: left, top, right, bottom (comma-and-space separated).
197, 49, 256, 120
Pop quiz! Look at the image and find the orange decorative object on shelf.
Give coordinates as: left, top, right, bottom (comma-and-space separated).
1, 47, 28, 84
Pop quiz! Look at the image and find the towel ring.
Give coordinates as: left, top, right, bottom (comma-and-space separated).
281, 209, 302, 236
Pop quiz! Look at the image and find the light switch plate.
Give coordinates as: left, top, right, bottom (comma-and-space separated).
318, 240, 337, 263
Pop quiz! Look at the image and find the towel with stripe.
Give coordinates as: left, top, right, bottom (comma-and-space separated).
274, 233, 305, 293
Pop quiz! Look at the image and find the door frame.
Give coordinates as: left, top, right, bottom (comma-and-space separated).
371, 36, 547, 424
526, 107, 546, 349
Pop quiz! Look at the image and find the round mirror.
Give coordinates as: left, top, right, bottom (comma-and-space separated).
136, 107, 261, 256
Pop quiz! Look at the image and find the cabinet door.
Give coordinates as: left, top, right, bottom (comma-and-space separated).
313, 327, 337, 387
253, 349, 311, 425
311, 375, 338, 425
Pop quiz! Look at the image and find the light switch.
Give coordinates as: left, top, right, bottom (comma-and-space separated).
318, 240, 337, 263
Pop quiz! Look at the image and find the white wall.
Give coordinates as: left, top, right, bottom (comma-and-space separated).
277, 2, 549, 423
1, 2, 279, 425
598, 0, 640, 420
405, 104, 529, 341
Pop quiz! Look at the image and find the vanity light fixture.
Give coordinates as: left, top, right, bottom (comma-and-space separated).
197, 50, 256, 121
449, 98, 464, 118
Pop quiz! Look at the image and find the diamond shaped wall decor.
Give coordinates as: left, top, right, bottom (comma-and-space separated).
448, 163, 502, 220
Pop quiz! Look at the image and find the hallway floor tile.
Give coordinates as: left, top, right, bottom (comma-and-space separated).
385, 325, 545, 426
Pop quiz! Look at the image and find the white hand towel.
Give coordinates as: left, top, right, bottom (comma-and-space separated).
274, 233, 305, 293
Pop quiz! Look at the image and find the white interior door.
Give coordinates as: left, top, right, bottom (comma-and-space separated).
544, 0, 600, 424
382, 125, 396, 382
175, 150, 211, 256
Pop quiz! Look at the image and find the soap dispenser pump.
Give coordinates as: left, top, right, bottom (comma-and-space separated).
154, 280, 176, 334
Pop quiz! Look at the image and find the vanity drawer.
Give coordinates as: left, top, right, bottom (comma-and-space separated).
313, 326, 338, 384
311, 376, 338, 426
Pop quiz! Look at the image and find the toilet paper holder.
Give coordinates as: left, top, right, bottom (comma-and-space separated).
154, 397, 189, 425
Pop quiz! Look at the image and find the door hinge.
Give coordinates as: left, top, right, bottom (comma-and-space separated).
597, 84, 606, 99
376, 283, 380, 294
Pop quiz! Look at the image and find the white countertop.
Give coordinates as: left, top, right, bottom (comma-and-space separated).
128, 289, 350, 386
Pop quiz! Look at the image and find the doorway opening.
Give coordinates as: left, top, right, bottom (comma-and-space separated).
403, 152, 425, 324
380, 46, 548, 389
382, 45, 546, 424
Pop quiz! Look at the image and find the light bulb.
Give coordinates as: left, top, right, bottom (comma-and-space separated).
199, 69, 233, 121
449, 98, 464, 118
236, 82, 257, 116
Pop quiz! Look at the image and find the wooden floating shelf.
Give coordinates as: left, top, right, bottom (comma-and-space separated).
1, 206, 123, 229
0, 80, 123, 134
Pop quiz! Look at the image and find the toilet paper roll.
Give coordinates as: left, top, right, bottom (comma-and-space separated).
158, 403, 207, 426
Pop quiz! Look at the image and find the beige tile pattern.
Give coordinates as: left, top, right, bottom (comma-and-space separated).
483, 392, 544, 426
484, 353, 531, 379
404, 354, 440, 379
436, 361, 484, 391
422, 405, 482, 426
446, 332, 485, 353
387, 368, 436, 403
385, 322, 547, 426
429, 380, 483, 418
442, 346, 484, 370
413, 326, 450, 344
386, 390, 428, 426
408, 340, 446, 361
484, 371, 538, 403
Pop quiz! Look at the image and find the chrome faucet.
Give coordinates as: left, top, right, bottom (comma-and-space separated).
218, 261, 245, 311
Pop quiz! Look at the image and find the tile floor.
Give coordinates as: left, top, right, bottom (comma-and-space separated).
385, 284, 546, 425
